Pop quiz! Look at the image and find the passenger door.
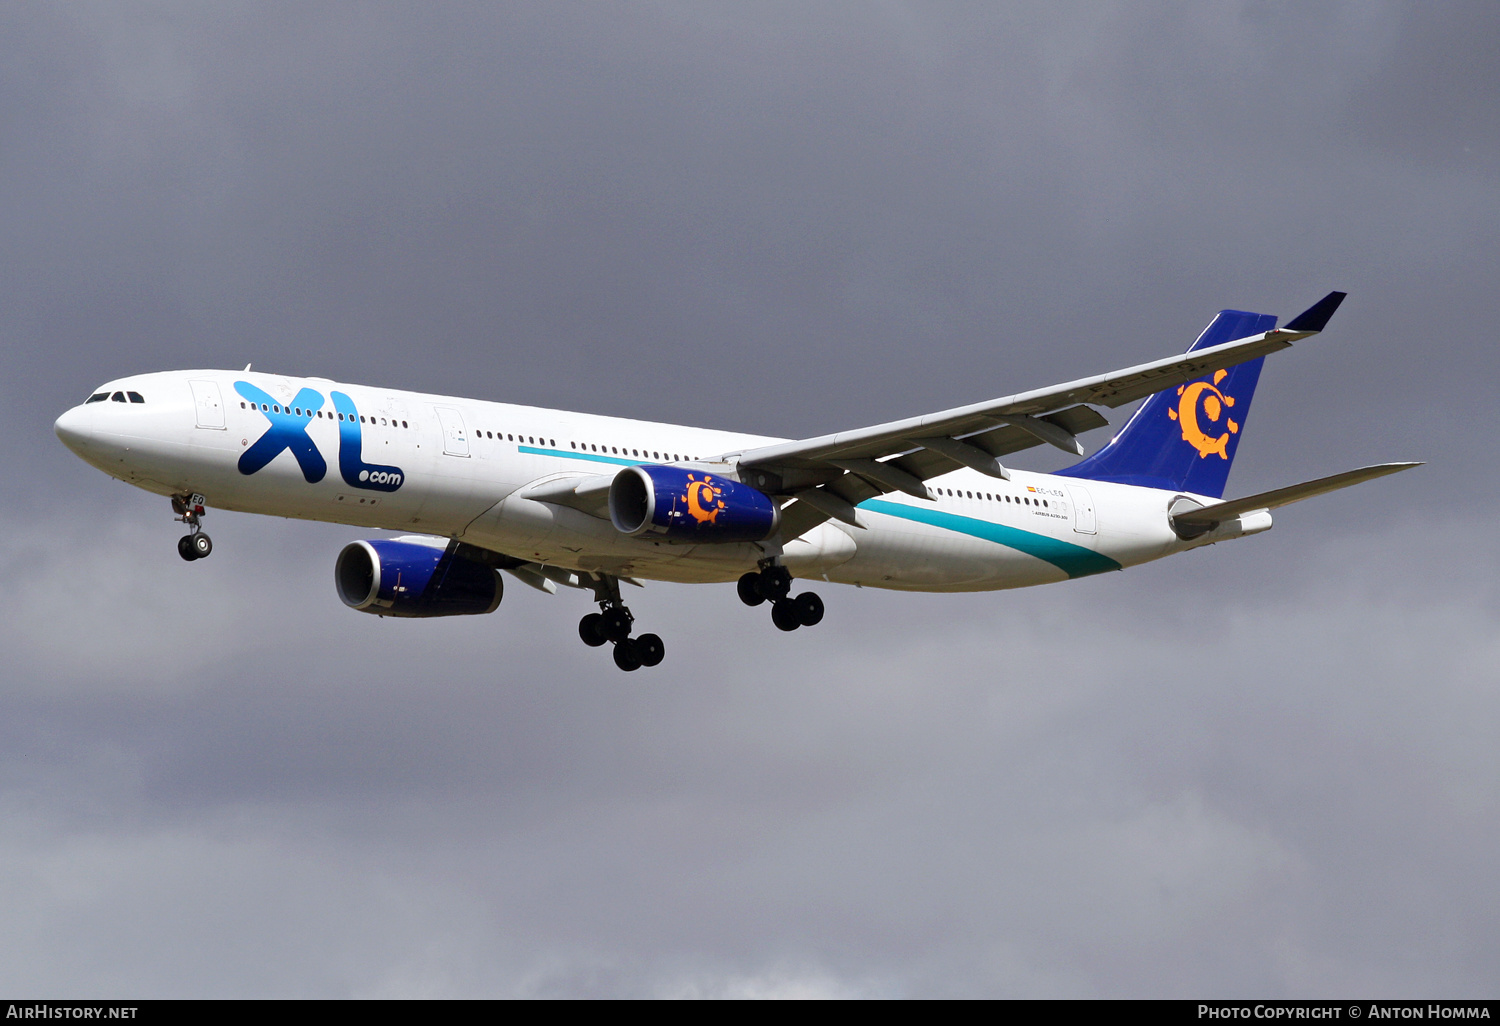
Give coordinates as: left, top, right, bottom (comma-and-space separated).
434, 405, 470, 457
189, 380, 225, 429
1068, 484, 1097, 535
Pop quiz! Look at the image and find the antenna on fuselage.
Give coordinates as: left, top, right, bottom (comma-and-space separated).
243, 363, 252, 372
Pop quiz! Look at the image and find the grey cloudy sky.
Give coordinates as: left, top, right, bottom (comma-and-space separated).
1, 1, 1496, 997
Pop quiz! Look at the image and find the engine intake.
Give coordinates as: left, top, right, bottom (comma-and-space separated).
610, 465, 779, 543
335, 538, 502, 617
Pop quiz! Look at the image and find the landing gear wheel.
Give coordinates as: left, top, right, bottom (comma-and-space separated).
635, 633, 665, 667
579, 613, 608, 647
737, 572, 766, 607
755, 567, 792, 602
613, 639, 643, 672
771, 599, 802, 632
172, 495, 210, 560
600, 606, 633, 643
794, 592, 824, 627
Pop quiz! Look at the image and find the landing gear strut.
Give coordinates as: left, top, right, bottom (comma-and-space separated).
173, 494, 212, 561
738, 563, 825, 631
579, 574, 664, 671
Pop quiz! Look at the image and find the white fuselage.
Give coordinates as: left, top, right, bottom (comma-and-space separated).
54, 370, 1267, 592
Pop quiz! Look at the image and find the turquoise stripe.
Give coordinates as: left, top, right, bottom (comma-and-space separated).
519, 445, 640, 466
858, 498, 1121, 579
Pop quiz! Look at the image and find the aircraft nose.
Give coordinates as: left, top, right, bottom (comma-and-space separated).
53, 404, 95, 455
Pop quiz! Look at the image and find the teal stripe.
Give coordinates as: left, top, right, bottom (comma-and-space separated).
858, 498, 1121, 579
519, 445, 640, 466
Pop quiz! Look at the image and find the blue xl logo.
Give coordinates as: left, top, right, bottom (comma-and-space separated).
234, 382, 404, 492
235, 382, 326, 482
331, 391, 404, 491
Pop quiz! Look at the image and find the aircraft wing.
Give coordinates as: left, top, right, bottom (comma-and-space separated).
518, 473, 614, 519
727, 293, 1345, 537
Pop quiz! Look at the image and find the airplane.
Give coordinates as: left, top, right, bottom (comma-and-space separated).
53, 291, 1417, 671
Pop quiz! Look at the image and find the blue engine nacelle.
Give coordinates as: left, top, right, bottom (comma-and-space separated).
610, 465, 779, 543
335, 537, 503, 617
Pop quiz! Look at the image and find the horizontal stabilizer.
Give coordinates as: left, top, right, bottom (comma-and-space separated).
1171, 462, 1421, 527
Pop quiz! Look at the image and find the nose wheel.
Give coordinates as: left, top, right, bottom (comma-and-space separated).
177, 533, 212, 561
580, 574, 664, 671
739, 565, 825, 631
173, 494, 213, 561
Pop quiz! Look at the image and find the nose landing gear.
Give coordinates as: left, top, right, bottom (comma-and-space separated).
738, 563, 825, 631
580, 574, 664, 671
173, 494, 212, 561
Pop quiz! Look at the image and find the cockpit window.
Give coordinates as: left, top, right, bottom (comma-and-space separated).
127, 391, 144, 403
111, 392, 127, 402
86, 392, 109, 404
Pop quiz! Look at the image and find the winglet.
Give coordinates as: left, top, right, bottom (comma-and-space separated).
1283, 291, 1347, 333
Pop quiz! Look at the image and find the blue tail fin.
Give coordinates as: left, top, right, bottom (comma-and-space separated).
1056, 309, 1277, 498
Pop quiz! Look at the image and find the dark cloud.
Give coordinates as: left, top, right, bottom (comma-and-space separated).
1, 1, 1494, 996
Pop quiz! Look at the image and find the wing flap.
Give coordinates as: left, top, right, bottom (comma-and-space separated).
958, 405, 1110, 460
777, 498, 833, 541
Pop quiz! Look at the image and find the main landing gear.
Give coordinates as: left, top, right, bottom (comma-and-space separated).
173, 494, 213, 561
578, 574, 664, 672
737, 563, 824, 631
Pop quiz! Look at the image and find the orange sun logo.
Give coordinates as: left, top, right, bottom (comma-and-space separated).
683, 474, 728, 523
1168, 368, 1239, 459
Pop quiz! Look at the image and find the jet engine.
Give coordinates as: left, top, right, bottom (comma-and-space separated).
335, 537, 502, 617
610, 465, 779, 543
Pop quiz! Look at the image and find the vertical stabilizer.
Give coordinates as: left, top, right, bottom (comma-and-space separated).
1056, 309, 1276, 498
